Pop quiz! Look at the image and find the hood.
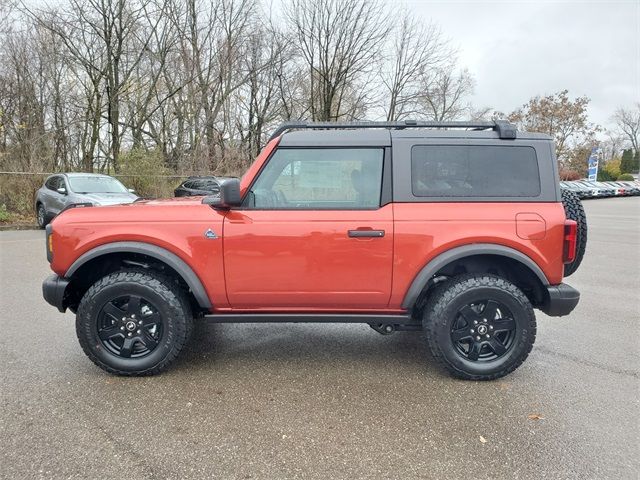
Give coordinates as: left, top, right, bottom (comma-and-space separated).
78, 192, 138, 206
53, 193, 220, 226
125, 196, 205, 206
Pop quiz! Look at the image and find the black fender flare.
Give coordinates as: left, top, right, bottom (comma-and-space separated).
66, 241, 212, 309
401, 243, 550, 310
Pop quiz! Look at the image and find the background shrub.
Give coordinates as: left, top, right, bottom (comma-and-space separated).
617, 173, 635, 181
597, 170, 614, 181
559, 170, 582, 181
117, 149, 182, 199
598, 158, 621, 181
0, 174, 46, 216
0, 204, 10, 222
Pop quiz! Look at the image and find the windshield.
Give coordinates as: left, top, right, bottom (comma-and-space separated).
68, 176, 128, 194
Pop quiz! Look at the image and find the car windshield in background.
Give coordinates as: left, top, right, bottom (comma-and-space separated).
68, 177, 128, 193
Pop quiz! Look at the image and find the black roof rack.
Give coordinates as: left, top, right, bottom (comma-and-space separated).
269, 119, 517, 141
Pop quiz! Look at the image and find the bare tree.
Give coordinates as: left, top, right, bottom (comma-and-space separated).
613, 104, 640, 154
0, 31, 47, 171
123, 0, 181, 152
27, 5, 103, 171
169, 0, 256, 170
418, 64, 474, 121
284, 0, 390, 121
600, 129, 626, 161
382, 11, 448, 121
235, 22, 291, 158
28, 0, 172, 171
0, 17, 76, 172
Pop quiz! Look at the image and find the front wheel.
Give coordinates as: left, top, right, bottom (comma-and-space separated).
423, 274, 536, 380
76, 270, 193, 376
36, 204, 48, 228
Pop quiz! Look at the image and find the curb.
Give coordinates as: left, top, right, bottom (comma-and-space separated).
0, 224, 40, 231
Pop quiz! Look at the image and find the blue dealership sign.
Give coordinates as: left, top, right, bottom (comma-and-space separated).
587, 147, 600, 181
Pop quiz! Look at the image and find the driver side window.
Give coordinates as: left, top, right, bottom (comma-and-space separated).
245, 148, 384, 210
45, 176, 60, 191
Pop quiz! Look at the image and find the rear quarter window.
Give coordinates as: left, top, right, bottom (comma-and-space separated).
411, 145, 541, 197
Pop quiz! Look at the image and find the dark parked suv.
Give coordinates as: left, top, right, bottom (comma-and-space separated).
42, 121, 586, 380
174, 176, 222, 197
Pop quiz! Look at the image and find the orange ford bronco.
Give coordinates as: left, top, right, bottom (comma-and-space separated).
42, 121, 586, 379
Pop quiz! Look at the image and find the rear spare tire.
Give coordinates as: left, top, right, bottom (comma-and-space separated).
561, 189, 587, 276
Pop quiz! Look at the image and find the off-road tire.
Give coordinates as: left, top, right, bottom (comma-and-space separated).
561, 188, 587, 276
423, 274, 536, 381
36, 203, 48, 229
76, 269, 193, 376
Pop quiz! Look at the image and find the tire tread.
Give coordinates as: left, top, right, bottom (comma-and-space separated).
76, 269, 192, 376
561, 189, 587, 277
423, 273, 536, 381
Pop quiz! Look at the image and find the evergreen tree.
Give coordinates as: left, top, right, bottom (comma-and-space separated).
620, 149, 633, 174
632, 150, 640, 173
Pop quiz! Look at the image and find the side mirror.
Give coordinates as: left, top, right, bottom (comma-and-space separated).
57, 187, 67, 195
202, 178, 241, 209
128, 188, 136, 193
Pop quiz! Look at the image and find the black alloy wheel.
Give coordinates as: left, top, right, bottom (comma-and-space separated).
450, 300, 516, 362
97, 294, 163, 358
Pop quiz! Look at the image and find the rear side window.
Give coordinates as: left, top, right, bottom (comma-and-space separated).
197, 180, 218, 190
411, 145, 540, 197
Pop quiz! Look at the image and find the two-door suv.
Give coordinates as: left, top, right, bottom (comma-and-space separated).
42, 121, 586, 380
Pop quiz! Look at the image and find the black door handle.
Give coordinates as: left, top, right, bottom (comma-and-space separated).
348, 229, 385, 238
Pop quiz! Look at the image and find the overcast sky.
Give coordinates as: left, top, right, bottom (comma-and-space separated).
405, 0, 639, 130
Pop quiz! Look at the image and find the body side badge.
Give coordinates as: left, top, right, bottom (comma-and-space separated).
204, 228, 218, 239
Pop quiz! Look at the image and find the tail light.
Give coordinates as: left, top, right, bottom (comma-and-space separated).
563, 220, 577, 263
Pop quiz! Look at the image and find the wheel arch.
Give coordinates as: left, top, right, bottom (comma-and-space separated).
35, 199, 45, 214
402, 244, 550, 311
65, 242, 212, 311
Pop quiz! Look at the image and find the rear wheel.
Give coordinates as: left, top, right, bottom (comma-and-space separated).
423, 274, 536, 380
561, 189, 587, 276
76, 270, 193, 376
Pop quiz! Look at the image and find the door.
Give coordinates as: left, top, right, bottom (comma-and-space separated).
40, 176, 57, 215
223, 147, 393, 310
43, 176, 66, 215
50, 176, 69, 214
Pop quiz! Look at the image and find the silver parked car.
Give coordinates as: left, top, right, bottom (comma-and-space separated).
35, 173, 138, 228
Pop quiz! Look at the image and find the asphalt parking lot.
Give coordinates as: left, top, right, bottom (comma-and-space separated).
1, 197, 638, 479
